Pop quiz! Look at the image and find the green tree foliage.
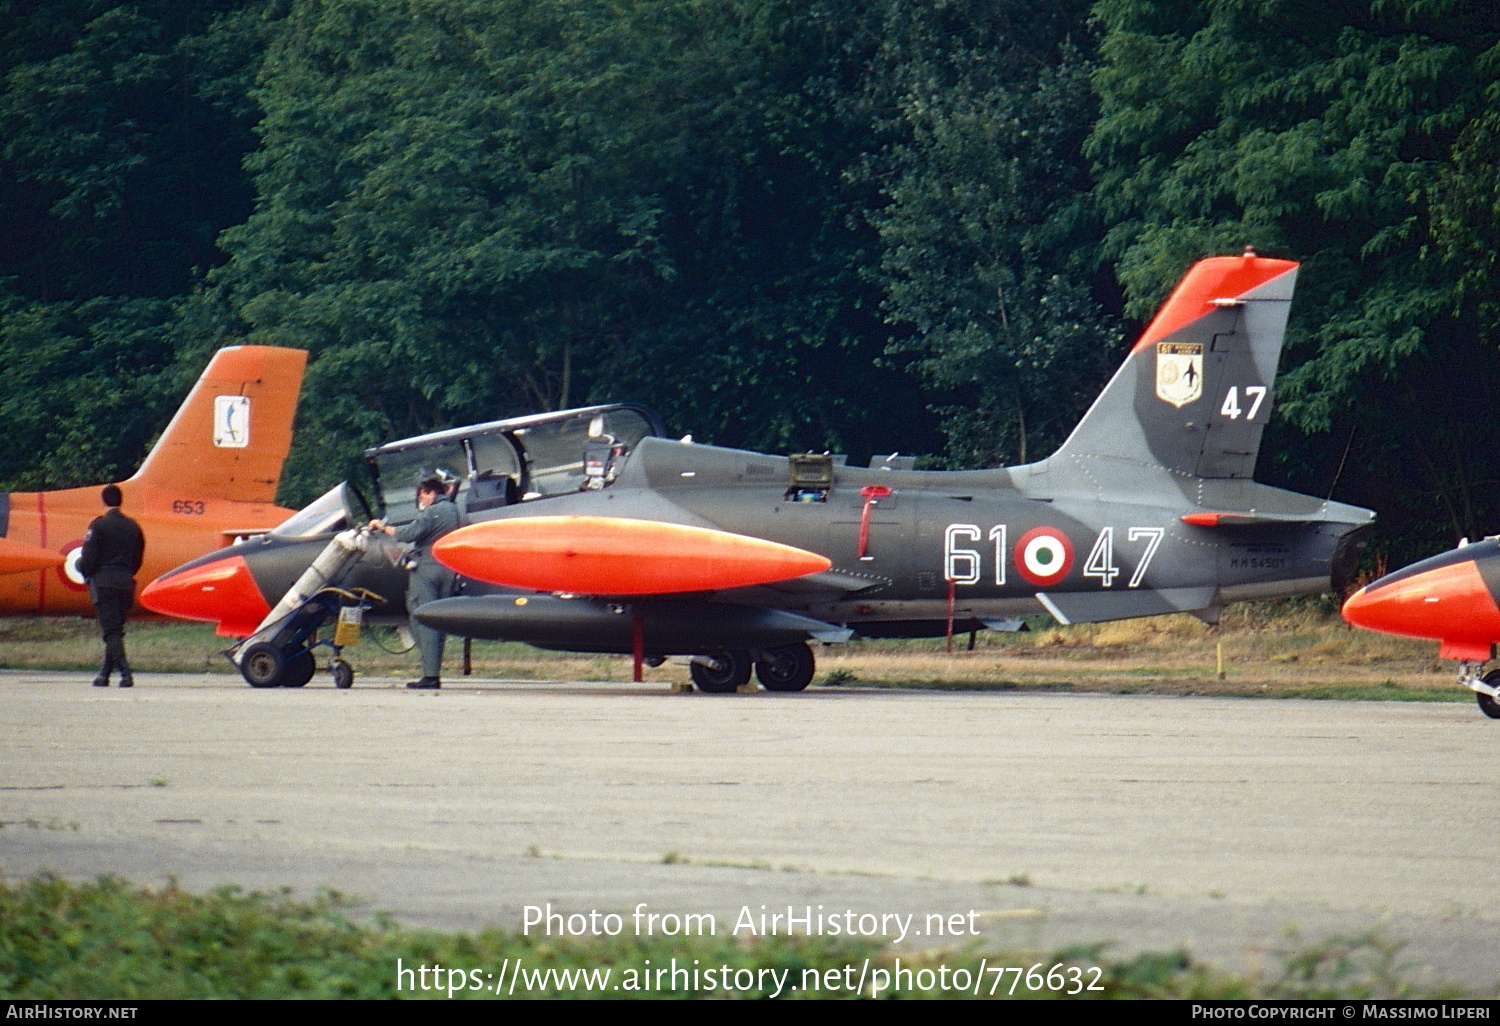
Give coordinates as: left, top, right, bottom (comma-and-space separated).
0, 0, 270, 301
208, 0, 657, 495
6, 0, 1495, 561
854, 0, 1120, 468
0, 0, 277, 489
597, 1, 938, 464
1090, 0, 1500, 555
0, 295, 176, 489
210, 0, 949, 503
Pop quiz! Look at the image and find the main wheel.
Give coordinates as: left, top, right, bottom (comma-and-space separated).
689, 649, 752, 693
331, 659, 354, 690
754, 643, 816, 692
240, 642, 288, 688
281, 651, 316, 688
1479, 670, 1500, 719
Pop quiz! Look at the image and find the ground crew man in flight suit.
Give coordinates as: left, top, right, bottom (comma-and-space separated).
369, 474, 460, 689
78, 483, 145, 688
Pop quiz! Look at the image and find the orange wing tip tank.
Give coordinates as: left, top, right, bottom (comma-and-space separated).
432, 516, 832, 595
139, 554, 272, 637
0, 537, 64, 574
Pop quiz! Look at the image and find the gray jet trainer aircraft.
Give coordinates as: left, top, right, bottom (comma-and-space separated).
142, 251, 1374, 691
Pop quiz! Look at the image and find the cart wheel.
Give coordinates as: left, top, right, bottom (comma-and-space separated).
241, 642, 287, 688
331, 659, 354, 689
282, 651, 316, 688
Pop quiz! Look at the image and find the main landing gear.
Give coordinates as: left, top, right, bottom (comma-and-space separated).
688, 642, 817, 694
1456, 662, 1500, 719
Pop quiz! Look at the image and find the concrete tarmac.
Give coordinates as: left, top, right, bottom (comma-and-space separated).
3, 670, 1497, 987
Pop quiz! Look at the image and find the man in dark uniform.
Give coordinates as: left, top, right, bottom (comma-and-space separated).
77, 484, 145, 688
370, 474, 460, 689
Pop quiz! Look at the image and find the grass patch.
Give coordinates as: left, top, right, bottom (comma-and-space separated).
0, 619, 645, 682
0, 875, 1480, 999
1274, 683, 1465, 703
0, 599, 1468, 704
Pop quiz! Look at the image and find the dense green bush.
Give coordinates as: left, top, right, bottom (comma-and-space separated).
0, 875, 1475, 999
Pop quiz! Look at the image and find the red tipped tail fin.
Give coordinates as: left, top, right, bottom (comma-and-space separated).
1050, 252, 1298, 482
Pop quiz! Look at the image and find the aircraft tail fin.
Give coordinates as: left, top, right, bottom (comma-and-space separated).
1047, 252, 1299, 483
130, 346, 308, 503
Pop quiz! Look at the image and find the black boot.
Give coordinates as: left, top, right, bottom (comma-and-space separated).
406, 676, 440, 689
93, 647, 114, 687
108, 637, 133, 688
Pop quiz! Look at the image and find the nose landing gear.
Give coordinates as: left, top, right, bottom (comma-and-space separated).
1457, 663, 1500, 719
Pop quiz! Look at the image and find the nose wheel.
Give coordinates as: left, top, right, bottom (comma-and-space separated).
1478, 669, 1500, 719
1458, 664, 1500, 719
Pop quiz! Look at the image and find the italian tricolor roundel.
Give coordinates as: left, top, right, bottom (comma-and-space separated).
1014, 527, 1073, 586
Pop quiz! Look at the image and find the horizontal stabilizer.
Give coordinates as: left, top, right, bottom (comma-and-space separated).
1036, 587, 1217, 625
1182, 511, 1342, 527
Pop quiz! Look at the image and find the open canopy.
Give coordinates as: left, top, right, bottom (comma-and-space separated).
362, 403, 664, 525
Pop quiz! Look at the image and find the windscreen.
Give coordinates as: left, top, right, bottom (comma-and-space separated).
270, 483, 351, 538
469, 431, 522, 481
513, 407, 655, 496
375, 442, 469, 525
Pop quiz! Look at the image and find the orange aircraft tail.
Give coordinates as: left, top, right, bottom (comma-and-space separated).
129, 346, 307, 503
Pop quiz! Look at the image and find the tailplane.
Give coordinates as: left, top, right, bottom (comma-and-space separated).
130, 346, 307, 502
1049, 251, 1298, 483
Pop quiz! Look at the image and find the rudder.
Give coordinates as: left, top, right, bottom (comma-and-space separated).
130, 346, 307, 503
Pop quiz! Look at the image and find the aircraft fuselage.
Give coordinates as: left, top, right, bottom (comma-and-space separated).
0, 484, 294, 617
152, 436, 1369, 653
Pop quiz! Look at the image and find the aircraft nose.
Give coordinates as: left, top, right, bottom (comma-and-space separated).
1341, 558, 1500, 660
1339, 582, 1405, 634
139, 554, 271, 637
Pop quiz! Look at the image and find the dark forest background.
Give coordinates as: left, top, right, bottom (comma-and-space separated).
3, 0, 1498, 566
